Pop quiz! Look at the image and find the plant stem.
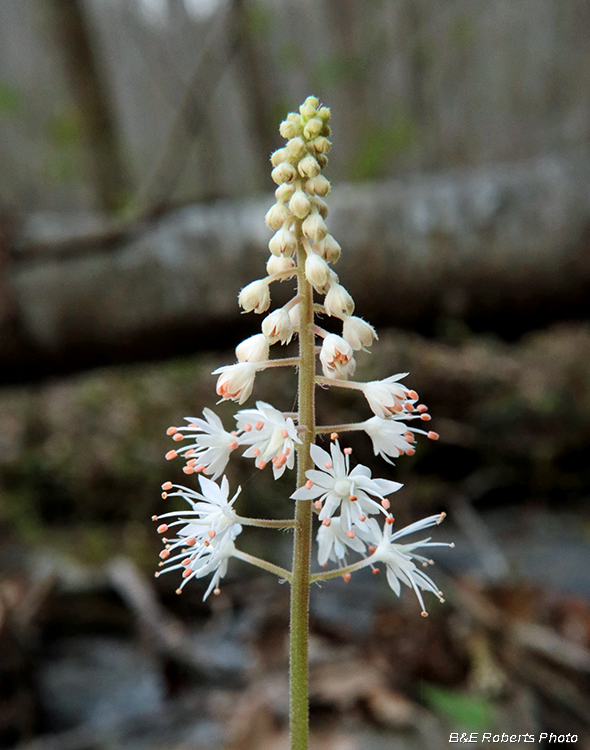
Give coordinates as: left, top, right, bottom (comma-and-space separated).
235, 515, 296, 529
310, 554, 377, 583
233, 549, 292, 581
289, 221, 315, 750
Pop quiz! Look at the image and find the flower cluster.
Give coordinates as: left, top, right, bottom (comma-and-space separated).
153, 96, 451, 616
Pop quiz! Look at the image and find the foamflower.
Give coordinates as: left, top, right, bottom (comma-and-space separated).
236, 401, 301, 478
319, 333, 356, 380
165, 408, 238, 479
213, 362, 258, 404
368, 513, 452, 616
236, 334, 270, 363
361, 416, 439, 464
359, 374, 413, 418
342, 316, 378, 351
291, 441, 402, 530
316, 515, 367, 567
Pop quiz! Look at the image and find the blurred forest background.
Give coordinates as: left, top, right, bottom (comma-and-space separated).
1, 1, 590, 748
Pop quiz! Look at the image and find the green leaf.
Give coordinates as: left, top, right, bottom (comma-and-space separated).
421, 684, 495, 732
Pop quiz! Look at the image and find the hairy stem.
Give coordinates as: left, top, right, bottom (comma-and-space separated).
233, 549, 292, 581
235, 515, 296, 529
290, 220, 315, 750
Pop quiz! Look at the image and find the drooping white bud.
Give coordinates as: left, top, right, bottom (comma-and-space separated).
236, 333, 270, 362
279, 115, 302, 139
304, 175, 330, 196
270, 148, 289, 166
269, 227, 297, 256
265, 203, 289, 230
266, 255, 296, 275
286, 136, 307, 159
275, 183, 295, 202
303, 118, 323, 140
316, 154, 328, 169
271, 163, 297, 185
300, 96, 319, 119
302, 212, 328, 242
298, 155, 321, 178
305, 252, 331, 292
342, 316, 378, 351
320, 234, 341, 263
238, 279, 271, 314
324, 281, 355, 318
310, 136, 331, 154
262, 308, 294, 344
213, 362, 258, 404
289, 189, 311, 219
318, 106, 331, 121
288, 303, 300, 327
310, 196, 328, 218
319, 334, 356, 380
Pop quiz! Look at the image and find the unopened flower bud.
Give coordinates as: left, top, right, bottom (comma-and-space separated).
310, 136, 331, 154
286, 136, 306, 159
302, 212, 328, 242
288, 303, 300, 327
271, 163, 297, 185
320, 333, 355, 380
322, 234, 341, 263
275, 183, 295, 202
265, 203, 289, 230
238, 279, 271, 314
236, 333, 270, 362
300, 96, 319, 118
305, 251, 331, 292
311, 196, 328, 218
262, 308, 294, 344
298, 154, 321, 178
318, 106, 331, 121
279, 116, 302, 139
305, 175, 330, 196
269, 227, 297, 256
324, 282, 355, 318
267, 255, 296, 275
342, 316, 378, 351
289, 189, 311, 219
303, 117, 323, 140
271, 148, 289, 166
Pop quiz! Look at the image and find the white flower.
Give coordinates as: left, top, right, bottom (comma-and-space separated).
291, 441, 402, 530
324, 282, 355, 318
236, 334, 269, 363
361, 416, 438, 464
267, 255, 296, 276
319, 333, 356, 380
289, 188, 311, 219
269, 227, 297, 256
213, 362, 258, 404
359, 374, 413, 418
165, 408, 238, 479
265, 203, 289, 230
316, 515, 367, 567
305, 251, 331, 292
302, 211, 328, 242
368, 513, 451, 616
262, 308, 294, 344
342, 316, 377, 351
236, 401, 301, 478
154, 475, 242, 598
238, 279, 271, 314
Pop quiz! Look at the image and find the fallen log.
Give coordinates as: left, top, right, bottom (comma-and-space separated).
3, 151, 590, 382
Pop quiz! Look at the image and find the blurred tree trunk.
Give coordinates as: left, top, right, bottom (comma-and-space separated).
47, 0, 129, 213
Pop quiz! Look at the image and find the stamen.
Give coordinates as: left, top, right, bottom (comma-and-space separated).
408, 390, 418, 400
165, 450, 178, 461
159, 549, 170, 559
166, 427, 178, 436
257, 461, 267, 470
183, 466, 194, 474
161, 482, 173, 491
305, 479, 314, 489
214, 588, 221, 595
208, 529, 216, 539
405, 403, 414, 412
186, 537, 196, 546
253, 448, 261, 457
437, 512, 446, 524
420, 414, 431, 421
421, 611, 428, 617
231, 430, 238, 436
330, 432, 339, 441
175, 588, 182, 595
416, 404, 428, 413
244, 423, 252, 431
368, 545, 377, 554
181, 558, 191, 566
151, 515, 158, 521
358, 514, 366, 522
195, 465, 205, 473
343, 447, 352, 455
428, 431, 439, 440
255, 420, 264, 430
342, 573, 351, 582
324, 461, 333, 469
160, 492, 167, 499
386, 516, 394, 525
182, 568, 192, 578
185, 449, 195, 457
281, 429, 288, 438
229, 440, 239, 450
322, 518, 331, 526
157, 524, 168, 534
381, 498, 390, 509
349, 494, 357, 502
314, 500, 322, 509
172, 433, 183, 442
346, 529, 355, 539
405, 448, 416, 456
372, 568, 379, 575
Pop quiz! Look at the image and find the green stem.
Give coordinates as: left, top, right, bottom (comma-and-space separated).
290, 219, 315, 750
314, 423, 359, 435
235, 515, 296, 529
310, 554, 377, 583
233, 549, 292, 581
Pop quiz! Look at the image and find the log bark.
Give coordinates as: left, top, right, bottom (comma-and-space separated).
4, 152, 590, 383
